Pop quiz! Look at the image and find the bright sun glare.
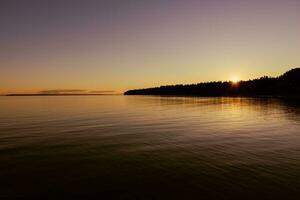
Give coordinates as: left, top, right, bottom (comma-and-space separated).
231, 77, 240, 84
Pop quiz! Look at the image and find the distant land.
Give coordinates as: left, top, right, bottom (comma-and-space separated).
5, 89, 117, 96
124, 68, 300, 97
6, 93, 118, 96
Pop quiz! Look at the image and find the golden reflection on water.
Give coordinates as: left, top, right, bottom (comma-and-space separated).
0, 96, 300, 198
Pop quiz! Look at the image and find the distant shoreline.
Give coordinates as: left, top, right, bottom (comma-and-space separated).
5, 93, 120, 96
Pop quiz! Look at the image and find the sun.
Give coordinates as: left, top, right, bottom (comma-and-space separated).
230, 76, 240, 84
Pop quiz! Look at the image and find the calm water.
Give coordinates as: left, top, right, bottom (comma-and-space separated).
0, 96, 300, 199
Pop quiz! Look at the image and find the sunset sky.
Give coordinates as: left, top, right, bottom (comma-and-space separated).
1, 0, 300, 94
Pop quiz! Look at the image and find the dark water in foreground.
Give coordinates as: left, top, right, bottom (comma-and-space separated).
0, 96, 300, 199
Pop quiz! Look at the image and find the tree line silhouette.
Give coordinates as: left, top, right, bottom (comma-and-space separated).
124, 68, 300, 97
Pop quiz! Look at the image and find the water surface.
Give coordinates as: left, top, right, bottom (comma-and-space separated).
0, 96, 300, 199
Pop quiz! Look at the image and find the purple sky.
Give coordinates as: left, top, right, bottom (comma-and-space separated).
1, 0, 300, 94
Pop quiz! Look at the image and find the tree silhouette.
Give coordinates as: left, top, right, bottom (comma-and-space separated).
124, 68, 300, 97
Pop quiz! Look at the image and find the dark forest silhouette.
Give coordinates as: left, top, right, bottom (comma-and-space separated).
124, 68, 300, 97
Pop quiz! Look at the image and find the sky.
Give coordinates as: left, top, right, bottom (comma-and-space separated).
1, 0, 300, 94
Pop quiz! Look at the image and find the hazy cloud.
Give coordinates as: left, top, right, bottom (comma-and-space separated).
88, 91, 115, 93
38, 89, 115, 94
39, 89, 87, 94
